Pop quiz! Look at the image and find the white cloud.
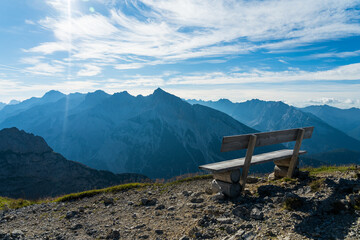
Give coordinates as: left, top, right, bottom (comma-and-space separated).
25, 63, 65, 75
27, 42, 68, 55
114, 63, 146, 70
308, 50, 360, 59
77, 64, 102, 76
278, 59, 288, 64
344, 99, 355, 104
307, 97, 360, 108
20, 56, 45, 65
309, 98, 340, 104
167, 63, 360, 85
22, 0, 360, 72
103, 76, 165, 89
25, 19, 35, 25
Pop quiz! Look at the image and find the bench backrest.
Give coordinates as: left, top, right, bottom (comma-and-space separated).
221, 126, 314, 152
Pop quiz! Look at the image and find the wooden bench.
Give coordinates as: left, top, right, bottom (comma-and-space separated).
199, 127, 314, 197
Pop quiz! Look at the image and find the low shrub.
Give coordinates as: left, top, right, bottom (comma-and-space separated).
309, 178, 325, 192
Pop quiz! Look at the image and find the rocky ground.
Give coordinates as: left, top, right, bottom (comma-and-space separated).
0, 168, 359, 240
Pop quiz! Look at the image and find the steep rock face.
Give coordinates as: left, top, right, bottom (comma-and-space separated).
0, 89, 278, 179
0, 127, 51, 154
0, 128, 149, 199
188, 99, 360, 165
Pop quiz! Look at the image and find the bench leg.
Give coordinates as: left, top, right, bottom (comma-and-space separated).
240, 135, 257, 191
212, 170, 241, 197
273, 158, 289, 179
213, 169, 240, 183
287, 129, 305, 178
212, 179, 241, 197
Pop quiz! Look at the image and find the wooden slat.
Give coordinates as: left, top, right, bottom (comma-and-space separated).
240, 135, 257, 189
221, 127, 314, 152
287, 128, 305, 178
199, 149, 307, 173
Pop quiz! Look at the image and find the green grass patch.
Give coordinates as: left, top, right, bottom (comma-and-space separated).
0, 197, 38, 210
269, 176, 298, 185
301, 165, 357, 176
309, 178, 325, 192
164, 174, 213, 187
1, 174, 214, 207
54, 183, 151, 202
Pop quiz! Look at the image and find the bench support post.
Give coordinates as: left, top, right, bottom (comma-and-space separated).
213, 169, 241, 183
240, 134, 257, 191
287, 128, 305, 178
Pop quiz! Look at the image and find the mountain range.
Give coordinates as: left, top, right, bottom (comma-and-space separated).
0, 89, 281, 179
1, 89, 359, 180
187, 99, 360, 166
301, 105, 360, 141
0, 127, 149, 199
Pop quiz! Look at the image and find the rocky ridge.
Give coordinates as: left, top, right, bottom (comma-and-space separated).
0, 127, 149, 199
0, 167, 359, 240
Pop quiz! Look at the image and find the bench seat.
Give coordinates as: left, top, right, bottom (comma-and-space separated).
199, 149, 307, 173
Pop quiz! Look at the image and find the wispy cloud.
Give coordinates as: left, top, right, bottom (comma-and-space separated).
77, 64, 102, 77
23, 0, 360, 73
25, 62, 65, 76
167, 63, 360, 85
25, 19, 35, 25
278, 59, 289, 64
308, 97, 360, 106
307, 50, 360, 59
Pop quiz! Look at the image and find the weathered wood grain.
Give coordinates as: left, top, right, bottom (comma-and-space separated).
199, 149, 307, 173
214, 180, 241, 198
274, 157, 291, 167
287, 128, 305, 178
213, 169, 241, 183
274, 165, 289, 178
221, 126, 314, 152
240, 135, 257, 189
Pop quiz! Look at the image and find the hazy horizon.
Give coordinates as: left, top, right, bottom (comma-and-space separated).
2, 88, 359, 110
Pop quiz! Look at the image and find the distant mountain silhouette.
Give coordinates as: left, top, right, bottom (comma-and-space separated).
302, 105, 360, 141
0, 127, 149, 199
0, 89, 281, 178
0, 102, 5, 111
188, 99, 360, 165
0, 90, 66, 123
9, 100, 20, 105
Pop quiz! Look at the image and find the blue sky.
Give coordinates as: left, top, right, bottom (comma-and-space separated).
1, 0, 360, 108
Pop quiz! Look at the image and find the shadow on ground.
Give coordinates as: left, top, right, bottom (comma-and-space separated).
227, 172, 359, 239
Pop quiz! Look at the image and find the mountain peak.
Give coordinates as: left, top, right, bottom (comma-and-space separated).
43, 90, 65, 98
0, 127, 52, 154
116, 90, 131, 96
83, 90, 110, 105
152, 88, 177, 98
153, 87, 166, 95
9, 100, 20, 105
112, 91, 134, 102
151, 88, 184, 105
218, 98, 233, 104
87, 90, 109, 98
